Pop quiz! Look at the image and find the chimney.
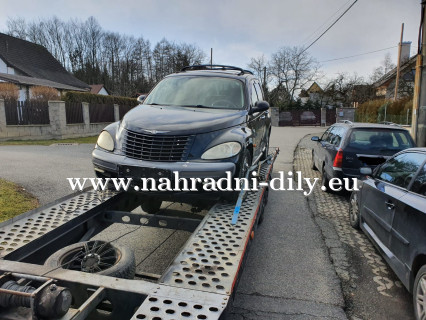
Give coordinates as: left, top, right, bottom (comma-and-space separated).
400, 41, 411, 63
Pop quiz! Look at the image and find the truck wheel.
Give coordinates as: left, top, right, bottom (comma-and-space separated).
44, 241, 135, 279
141, 199, 162, 214
349, 192, 360, 229
414, 265, 426, 320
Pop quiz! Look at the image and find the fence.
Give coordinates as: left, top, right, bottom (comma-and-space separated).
0, 100, 126, 141
119, 105, 135, 119
278, 109, 321, 126
65, 102, 84, 124
4, 100, 50, 125
89, 103, 115, 123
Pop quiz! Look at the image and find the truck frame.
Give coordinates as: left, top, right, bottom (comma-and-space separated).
0, 149, 278, 320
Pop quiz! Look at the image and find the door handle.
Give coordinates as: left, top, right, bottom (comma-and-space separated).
385, 201, 395, 210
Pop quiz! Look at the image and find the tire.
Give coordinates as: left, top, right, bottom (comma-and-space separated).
260, 134, 270, 161
44, 241, 136, 279
321, 165, 330, 193
311, 152, 318, 171
141, 198, 162, 214
349, 192, 360, 229
225, 149, 252, 203
413, 265, 426, 320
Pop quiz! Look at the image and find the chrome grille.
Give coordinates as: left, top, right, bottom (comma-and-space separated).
123, 130, 193, 161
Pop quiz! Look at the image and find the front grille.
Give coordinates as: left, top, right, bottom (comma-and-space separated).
123, 130, 193, 161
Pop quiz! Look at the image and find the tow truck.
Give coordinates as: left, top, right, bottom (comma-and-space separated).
0, 149, 278, 320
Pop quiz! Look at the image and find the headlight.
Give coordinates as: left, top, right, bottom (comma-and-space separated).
201, 142, 241, 160
97, 131, 114, 151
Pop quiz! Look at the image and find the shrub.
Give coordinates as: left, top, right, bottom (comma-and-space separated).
31, 86, 60, 101
356, 97, 413, 125
63, 91, 138, 107
0, 83, 19, 100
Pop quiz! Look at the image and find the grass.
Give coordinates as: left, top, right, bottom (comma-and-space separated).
0, 179, 38, 222
0, 136, 98, 146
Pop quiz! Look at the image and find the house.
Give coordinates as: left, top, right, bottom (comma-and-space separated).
0, 33, 90, 101
373, 42, 416, 99
90, 84, 110, 96
299, 82, 324, 105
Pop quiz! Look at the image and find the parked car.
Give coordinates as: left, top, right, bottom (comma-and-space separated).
349, 148, 426, 319
300, 111, 316, 125
311, 122, 416, 190
92, 65, 271, 211
279, 111, 293, 126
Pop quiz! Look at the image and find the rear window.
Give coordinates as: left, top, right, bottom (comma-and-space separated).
347, 128, 414, 152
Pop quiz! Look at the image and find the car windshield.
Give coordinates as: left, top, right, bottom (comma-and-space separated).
143, 76, 245, 109
347, 128, 414, 152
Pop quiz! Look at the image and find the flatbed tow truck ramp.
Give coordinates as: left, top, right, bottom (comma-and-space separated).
0, 149, 278, 320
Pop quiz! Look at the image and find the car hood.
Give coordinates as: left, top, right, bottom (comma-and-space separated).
121, 104, 247, 135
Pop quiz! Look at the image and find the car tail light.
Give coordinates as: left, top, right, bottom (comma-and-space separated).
333, 149, 343, 169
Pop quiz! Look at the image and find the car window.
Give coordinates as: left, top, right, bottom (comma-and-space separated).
410, 163, 426, 196
143, 76, 245, 109
347, 128, 414, 152
250, 82, 259, 106
329, 126, 344, 146
376, 152, 426, 189
254, 82, 264, 101
321, 127, 332, 142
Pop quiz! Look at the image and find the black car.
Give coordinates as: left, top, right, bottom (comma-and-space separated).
311, 121, 416, 190
349, 148, 426, 319
92, 65, 271, 209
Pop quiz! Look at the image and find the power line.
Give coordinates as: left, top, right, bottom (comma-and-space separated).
301, 0, 352, 47
301, 0, 359, 55
320, 46, 398, 63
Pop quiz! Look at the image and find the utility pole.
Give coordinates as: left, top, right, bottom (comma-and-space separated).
415, 1, 426, 147
394, 23, 404, 101
210, 48, 213, 66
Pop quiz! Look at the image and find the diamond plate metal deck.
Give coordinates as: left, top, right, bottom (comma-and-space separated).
0, 190, 115, 258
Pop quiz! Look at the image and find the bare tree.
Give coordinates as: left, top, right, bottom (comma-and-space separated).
269, 46, 321, 102
370, 52, 396, 83
247, 55, 270, 88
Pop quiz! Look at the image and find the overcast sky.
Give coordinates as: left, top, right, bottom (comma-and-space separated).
0, 0, 421, 83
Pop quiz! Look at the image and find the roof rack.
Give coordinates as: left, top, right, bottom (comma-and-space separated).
339, 120, 353, 125
181, 64, 254, 75
379, 121, 402, 127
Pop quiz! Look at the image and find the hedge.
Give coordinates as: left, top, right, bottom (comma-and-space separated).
355, 97, 413, 125
62, 91, 138, 107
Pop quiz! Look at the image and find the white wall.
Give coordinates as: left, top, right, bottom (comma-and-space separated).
0, 58, 7, 73
98, 87, 109, 95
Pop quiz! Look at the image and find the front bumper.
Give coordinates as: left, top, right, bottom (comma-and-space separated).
92, 148, 237, 180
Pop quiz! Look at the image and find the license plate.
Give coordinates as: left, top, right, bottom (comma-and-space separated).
119, 166, 171, 180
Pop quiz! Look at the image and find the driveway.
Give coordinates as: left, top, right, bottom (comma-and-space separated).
0, 126, 347, 319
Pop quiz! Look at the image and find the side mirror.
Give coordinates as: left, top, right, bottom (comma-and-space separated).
250, 101, 269, 114
311, 136, 320, 142
137, 95, 146, 103
360, 167, 372, 175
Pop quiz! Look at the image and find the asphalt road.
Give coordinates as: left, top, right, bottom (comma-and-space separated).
0, 126, 347, 319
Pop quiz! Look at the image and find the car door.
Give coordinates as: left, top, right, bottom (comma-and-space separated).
388, 154, 426, 287
248, 80, 262, 161
313, 126, 332, 170
360, 153, 422, 252
253, 81, 268, 149
321, 126, 339, 177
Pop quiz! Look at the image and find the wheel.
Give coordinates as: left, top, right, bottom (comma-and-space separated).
321, 165, 330, 192
413, 265, 426, 320
311, 152, 317, 171
141, 198, 162, 214
260, 134, 270, 161
225, 149, 252, 203
44, 241, 136, 279
349, 192, 360, 229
